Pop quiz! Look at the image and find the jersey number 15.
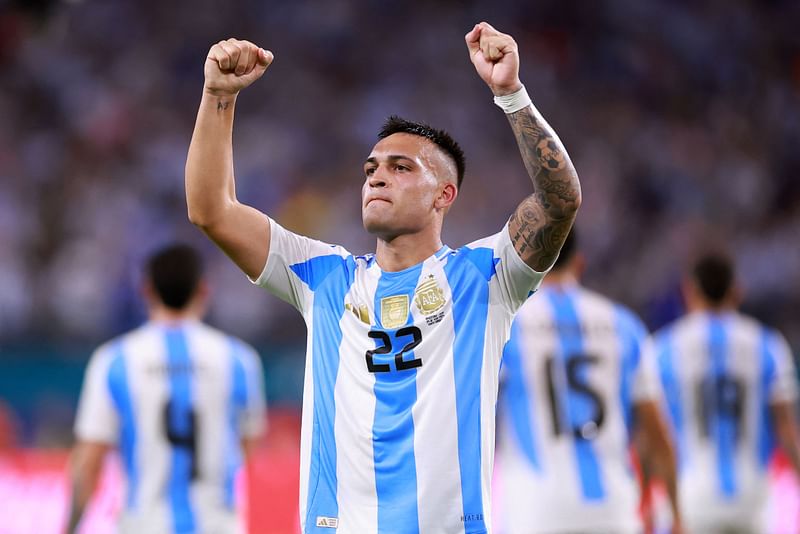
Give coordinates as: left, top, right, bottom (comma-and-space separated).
545, 354, 606, 439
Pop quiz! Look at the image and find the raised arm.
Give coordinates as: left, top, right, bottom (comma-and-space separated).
466, 23, 581, 271
185, 39, 275, 279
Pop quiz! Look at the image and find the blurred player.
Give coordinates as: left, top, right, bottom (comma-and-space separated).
650, 252, 800, 533
185, 22, 580, 534
66, 244, 266, 534
495, 231, 681, 533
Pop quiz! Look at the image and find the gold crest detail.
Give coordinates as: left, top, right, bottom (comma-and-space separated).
381, 295, 409, 329
414, 275, 445, 315
345, 302, 371, 324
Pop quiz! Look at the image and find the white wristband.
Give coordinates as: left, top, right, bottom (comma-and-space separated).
493, 85, 532, 114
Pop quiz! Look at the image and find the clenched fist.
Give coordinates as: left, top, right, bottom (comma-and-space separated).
204, 39, 274, 97
465, 22, 522, 96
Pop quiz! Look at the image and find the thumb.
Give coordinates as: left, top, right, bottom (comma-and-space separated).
465, 24, 481, 54
240, 50, 273, 86
257, 48, 274, 67
479, 21, 500, 36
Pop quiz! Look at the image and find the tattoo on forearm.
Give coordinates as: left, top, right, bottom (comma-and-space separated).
217, 100, 230, 111
506, 106, 581, 271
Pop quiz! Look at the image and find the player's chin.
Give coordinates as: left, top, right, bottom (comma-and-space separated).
363, 211, 396, 236
362, 216, 389, 235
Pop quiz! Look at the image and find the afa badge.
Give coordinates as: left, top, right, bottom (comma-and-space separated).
414, 275, 445, 315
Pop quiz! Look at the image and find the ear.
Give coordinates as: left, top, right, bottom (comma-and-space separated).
435, 182, 458, 211
142, 279, 157, 306
680, 277, 699, 312
195, 279, 210, 302
572, 252, 586, 279
727, 281, 743, 309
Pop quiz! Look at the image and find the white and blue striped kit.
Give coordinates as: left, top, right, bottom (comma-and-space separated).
649, 311, 797, 531
495, 283, 660, 534
253, 217, 545, 534
74, 320, 266, 534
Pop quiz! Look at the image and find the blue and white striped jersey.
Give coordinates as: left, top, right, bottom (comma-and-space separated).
495, 283, 660, 534
251, 217, 546, 534
649, 310, 797, 531
74, 320, 266, 534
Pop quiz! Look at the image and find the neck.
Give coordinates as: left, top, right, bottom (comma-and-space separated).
375, 230, 443, 272
148, 304, 201, 325
689, 301, 736, 314
542, 269, 577, 287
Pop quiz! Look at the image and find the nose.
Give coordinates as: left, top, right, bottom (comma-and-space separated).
368, 166, 388, 188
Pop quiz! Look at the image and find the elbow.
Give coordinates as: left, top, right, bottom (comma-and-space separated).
186, 198, 229, 230
187, 206, 209, 229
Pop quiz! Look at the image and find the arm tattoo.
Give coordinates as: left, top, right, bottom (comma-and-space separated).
506, 105, 581, 271
216, 100, 230, 111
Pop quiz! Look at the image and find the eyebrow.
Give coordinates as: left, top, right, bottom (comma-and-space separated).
364, 155, 417, 166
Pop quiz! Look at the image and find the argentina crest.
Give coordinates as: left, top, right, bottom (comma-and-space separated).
381, 295, 409, 329
414, 275, 445, 315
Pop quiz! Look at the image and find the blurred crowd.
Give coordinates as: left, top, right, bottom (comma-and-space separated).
1, 0, 799, 350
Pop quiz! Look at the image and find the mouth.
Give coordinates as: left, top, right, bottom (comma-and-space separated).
365, 197, 391, 207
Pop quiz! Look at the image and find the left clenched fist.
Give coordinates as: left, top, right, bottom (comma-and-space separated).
465, 22, 523, 96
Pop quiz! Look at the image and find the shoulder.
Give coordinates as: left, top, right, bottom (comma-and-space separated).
289, 249, 362, 291
578, 287, 648, 340
446, 243, 500, 281
730, 312, 768, 340
84, 329, 146, 387
649, 314, 700, 354
192, 322, 259, 356
90, 327, 147, 365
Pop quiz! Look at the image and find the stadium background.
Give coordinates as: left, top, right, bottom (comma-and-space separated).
1, 0, 799, 532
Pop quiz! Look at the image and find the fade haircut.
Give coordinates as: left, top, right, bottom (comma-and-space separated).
692, 252, 735, 305
378, 115, 466, 188
146, 244, 204, 310
552, 228, 577, 270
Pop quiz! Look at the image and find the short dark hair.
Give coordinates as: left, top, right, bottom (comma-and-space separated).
691, 253, 735, 304
378, 115, 466, 188
146, 244, 204, 310
552, 228, 577, 270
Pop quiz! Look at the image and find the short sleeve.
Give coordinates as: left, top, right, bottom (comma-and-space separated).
250, 217, 351, 315
767, 331, 798, 404
238, 344, 267, 439
74, 346, 119, 444
467, 223, 549, 313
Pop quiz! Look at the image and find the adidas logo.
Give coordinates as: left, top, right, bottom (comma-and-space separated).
316, 516, 339, 529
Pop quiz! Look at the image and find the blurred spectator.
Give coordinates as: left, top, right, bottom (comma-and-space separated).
0, 0, 798, 348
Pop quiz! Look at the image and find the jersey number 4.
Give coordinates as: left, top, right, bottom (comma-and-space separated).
365, 326, 423, 373
545, 354, 606, 439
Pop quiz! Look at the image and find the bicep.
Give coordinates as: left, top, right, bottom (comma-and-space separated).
507, 195, 576, 272
198, 201, 270, 280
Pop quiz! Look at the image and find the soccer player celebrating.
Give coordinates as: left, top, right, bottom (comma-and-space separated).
67, 245, 266, 534
650, 252, 800, 533
186, 22, 580, 533
495, 231, 682, 534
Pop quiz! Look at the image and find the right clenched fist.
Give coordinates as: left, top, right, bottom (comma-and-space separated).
204, 39, 274, 96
